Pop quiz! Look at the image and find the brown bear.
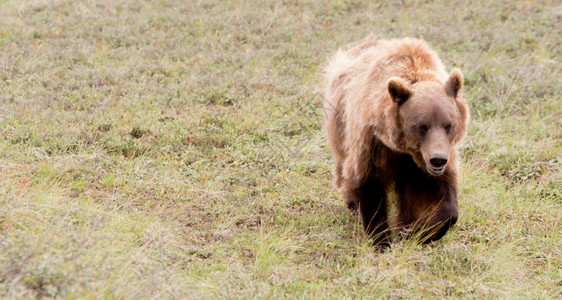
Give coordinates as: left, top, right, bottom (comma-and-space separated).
323, 36, 469, 245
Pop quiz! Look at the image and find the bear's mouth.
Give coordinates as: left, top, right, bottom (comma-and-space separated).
426, 164, 446, 176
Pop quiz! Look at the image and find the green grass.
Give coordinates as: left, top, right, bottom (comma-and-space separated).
0, 0, 560, 298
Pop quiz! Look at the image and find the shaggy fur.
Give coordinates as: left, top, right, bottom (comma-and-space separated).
324, 36, 469, 245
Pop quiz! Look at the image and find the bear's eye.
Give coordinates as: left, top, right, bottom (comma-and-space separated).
418, 124, 428, 135
445, 123, 453, 133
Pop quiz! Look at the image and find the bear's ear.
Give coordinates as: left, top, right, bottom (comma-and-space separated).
387, 77, 411, 104
445, 68, 463, 98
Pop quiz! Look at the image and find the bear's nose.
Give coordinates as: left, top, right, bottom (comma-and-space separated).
430, 155, 448, 168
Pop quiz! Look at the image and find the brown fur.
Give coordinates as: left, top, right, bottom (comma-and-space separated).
323, 36, 469, 245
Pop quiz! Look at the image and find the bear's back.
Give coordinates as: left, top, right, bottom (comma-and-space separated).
324, 37, 449, 111
359, 38, 448, 85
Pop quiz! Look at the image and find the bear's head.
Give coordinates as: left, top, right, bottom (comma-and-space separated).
387, 69, 468, 176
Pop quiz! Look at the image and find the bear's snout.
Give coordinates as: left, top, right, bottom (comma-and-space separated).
420, 129, 451, 176
429, 154, 448, 168
425, 153, 449, 176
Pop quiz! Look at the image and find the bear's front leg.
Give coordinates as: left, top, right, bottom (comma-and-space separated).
396, 169, 459, 243
397, 170, 458, 243
344, 178, 390, 246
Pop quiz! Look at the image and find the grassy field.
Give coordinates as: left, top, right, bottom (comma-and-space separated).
0, 0, 560, 298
